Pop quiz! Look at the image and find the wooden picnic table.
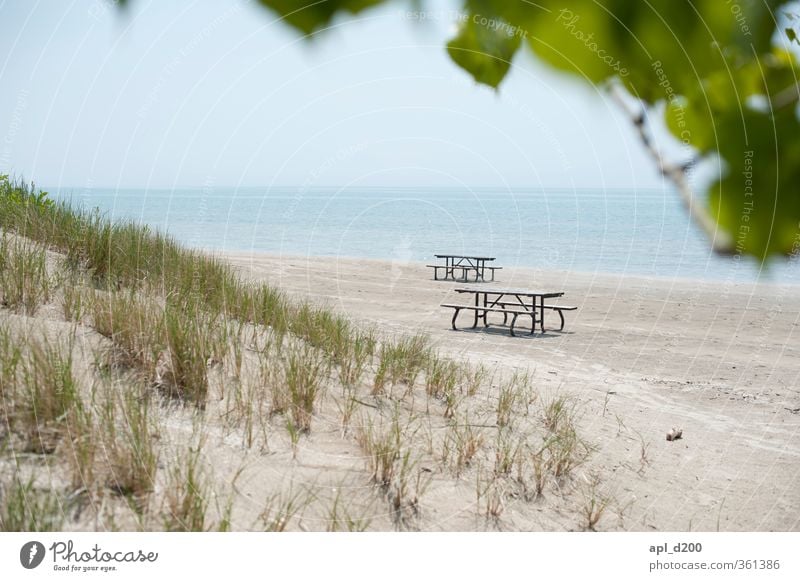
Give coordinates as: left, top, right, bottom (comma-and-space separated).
428, 254, 500, 282
442, 287, 568, 336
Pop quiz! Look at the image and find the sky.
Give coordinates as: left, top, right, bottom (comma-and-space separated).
0, 0, 677, 190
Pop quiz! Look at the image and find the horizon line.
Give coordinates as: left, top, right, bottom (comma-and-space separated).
43, 184, 671, 192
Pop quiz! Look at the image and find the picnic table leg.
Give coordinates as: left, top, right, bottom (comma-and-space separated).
450, 307, 462, 330
471, 291, 479, 328
539, 298, 546, 333
529, 297, 536, 334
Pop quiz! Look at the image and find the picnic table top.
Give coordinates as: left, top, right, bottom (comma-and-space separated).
454, 287, 564, 298
434, 254, 496, 261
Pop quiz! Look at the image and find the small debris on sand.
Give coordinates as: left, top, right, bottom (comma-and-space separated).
666, 428, 683, 442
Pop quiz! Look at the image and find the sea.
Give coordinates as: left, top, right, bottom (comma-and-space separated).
50, 186, 800, 284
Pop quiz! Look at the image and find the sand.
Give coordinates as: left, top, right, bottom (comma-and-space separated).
224, 252, 800, 531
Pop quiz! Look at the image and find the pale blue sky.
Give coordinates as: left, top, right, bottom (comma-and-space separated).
0, 0, 674, 190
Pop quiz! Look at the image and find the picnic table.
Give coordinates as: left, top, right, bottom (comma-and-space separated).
427, 254, 501, 282
441, 287, 576, 336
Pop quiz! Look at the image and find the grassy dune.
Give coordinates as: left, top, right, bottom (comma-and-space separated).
0, 176, 602, 531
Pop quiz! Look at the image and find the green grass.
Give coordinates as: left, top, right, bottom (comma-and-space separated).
0, 177, 239, 307
161, 300, 217, 406
543, 394, 572, 433
64, 400, 98, 493
496, 382, 517, 428
373, 333, 432, 395
493, 429, 520, 476
258, 487, 314, 531
229, 283, 289, 336
16, 336, 81, 455
163, 440, 209, 531
222, 358, 270, 451
260, 338, 329, 435
262, 344, 289, 416
356, 414, 403, 487
462, 363, 491, 397
91, 291, 164, 378
0, 234, 52, 315
496, 370, 536, 428
325, 488, 372, 531
0, 472, 67, 531
0, 323, 22, 435
442, 415, 484, 476
539, 395, 590, 481
283, 344, 328, 433
101, 383, 158, 504
289, 305, 375, 386
355, 407, 427, 526
338, 329, 376, 387
543, 427, 587, 480
93, 291, 227, 408
60, 271, 86, 322
580, 472, 610, 531
425, 356, 459, 400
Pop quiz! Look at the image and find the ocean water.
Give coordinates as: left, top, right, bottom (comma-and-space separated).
51, 186, 800, 283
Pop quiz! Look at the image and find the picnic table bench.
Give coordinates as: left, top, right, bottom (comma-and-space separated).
441, 287, 575, 336
427, 254, 500, 282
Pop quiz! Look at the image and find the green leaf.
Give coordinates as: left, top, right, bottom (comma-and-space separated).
664, 96, 714, 154
256, 0, 387, 36
446, 11, 522, 88
709, 106, 800, 260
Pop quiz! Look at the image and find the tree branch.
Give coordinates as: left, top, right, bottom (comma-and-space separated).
772, 80, 800, 109
610, 84, 734, 255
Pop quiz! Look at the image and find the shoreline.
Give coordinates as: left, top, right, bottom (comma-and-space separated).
222, 250, 800, 293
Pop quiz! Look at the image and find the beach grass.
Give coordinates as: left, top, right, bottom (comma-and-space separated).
372, 333, 432, 395
443, 414, 484, 476
258, 486, 314, 532
101, 382, 159, 505
0, 472, 67, 532
17, 335, 81, 455
0, 234, 52, 315
163, 437, 210, 532
283, 343, 328, 433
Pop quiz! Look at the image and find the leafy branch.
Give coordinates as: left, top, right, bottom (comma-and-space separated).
608, 84, 733, 254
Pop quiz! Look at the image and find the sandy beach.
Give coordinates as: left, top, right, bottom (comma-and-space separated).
224, 252, 800, 531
